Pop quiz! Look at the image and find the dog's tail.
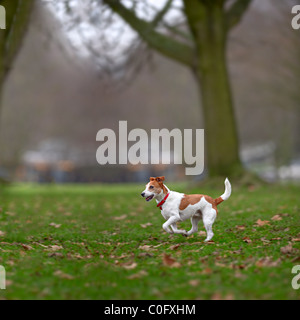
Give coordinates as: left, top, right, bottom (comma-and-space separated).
215, 178, 231, 206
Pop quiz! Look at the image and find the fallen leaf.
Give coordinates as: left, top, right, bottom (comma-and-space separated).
138, 245, 154, 251
48, 252, 64, 258
49, 222, 61, 228
292, 238, 300, 242
53, 270, 74, 280
113, 214, 127, 221
255, 257, 281, 268
121, 262, 138, 270
291, 256, 300, 263
170, 244, 181, 250
280, 244, 293, 254
271, 215, 282, 221
127, 270, 148, 279
201, 267, 213, 275
21, 244, 34, 251
140, 222, 153, 228
188, 279, 200, 287
243, 237, 252, 244
48, 245, 63, 252
162, 253, 181, 268
138, 252, 154, 258
5, 212, 15, 216
211, 293, 235, 300
255, 219, 270, 227
236, 225, 246, 230
0, 231, 5, 237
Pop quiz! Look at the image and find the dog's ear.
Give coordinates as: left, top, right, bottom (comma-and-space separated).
156, 176, 165, 183
150, 177, 155, 181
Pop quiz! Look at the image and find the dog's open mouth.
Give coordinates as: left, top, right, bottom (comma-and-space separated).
146, 195, 154, 202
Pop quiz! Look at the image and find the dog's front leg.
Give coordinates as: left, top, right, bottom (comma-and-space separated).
162, 216, 180, 234
170, 223, 187, 236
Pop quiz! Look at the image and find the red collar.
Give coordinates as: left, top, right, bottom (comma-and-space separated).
157, 193, 170, 210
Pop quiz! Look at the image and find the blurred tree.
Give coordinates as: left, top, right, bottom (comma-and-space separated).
0, 0, 34, 96
100, 0, 253, 177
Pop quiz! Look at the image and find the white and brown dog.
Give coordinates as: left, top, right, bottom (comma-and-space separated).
141, 177, 231, 242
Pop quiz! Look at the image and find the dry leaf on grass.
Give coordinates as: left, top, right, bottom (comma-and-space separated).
243, 237, 252, 244
21, 244, 34, 251
255, 219, 270, 227
188, 279, 200, 287
121, 262, 138, 270
201, 268, 213, 275
127, 270, 148, 279
113, 214, 127, 221
169, 244, 181, 250
211, 292, 235, 300
271, 215, 282, 221
49, 222, 61, 228
280, 244, 293, 254
162, 253, 181, 268
47, 245, 63, 252
140, 222, 152, 228
53, 270, 74, 280
48, 252, 64, 258
0, 231, 5, 237
236, 225, 246, 230
138, 245, 153, 251
255, 257, 281, 268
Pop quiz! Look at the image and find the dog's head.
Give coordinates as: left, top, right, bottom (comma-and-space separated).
141, 176, 165, 202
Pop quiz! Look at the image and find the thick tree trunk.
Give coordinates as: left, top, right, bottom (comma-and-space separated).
187, 1, 243, 177
0, 0, 34, 93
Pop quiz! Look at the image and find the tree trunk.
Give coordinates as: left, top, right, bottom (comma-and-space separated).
0, 0, 34, 96
187, 1, 243, 177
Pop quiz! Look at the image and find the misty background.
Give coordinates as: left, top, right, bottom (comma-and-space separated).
0, 0, 299, 183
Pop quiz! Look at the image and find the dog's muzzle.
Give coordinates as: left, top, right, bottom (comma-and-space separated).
141, 193, 154, 201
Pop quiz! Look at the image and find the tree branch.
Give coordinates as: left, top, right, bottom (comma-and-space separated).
102, 0, 194, 67
225, 0, 253, 31
151, 0, 173, 27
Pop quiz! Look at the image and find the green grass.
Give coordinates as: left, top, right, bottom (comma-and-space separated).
0, 182, 299, 300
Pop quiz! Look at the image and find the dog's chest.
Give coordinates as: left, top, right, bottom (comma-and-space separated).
160, 192, 184, 220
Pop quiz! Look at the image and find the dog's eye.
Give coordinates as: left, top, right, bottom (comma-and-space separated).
149, 186, 154, 189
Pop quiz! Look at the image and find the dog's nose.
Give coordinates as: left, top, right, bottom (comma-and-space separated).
141, 192, 145, 197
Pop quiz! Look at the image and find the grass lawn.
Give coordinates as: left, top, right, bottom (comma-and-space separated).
0, 182, 299, 300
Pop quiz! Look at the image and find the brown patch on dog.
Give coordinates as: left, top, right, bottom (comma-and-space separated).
179, 194, 203, 210
214, 197, 224, 206
179, 194, 221, 213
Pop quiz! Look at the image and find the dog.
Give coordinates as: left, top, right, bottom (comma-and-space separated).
141, 176, 231, 242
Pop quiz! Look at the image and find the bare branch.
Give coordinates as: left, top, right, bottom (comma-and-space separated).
225, 0, 253, 31
102, 0, 194, 67
151, 0, 173, 27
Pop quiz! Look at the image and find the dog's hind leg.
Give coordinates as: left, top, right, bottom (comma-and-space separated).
186, 212, 202, 236
202, 209, 217, 242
